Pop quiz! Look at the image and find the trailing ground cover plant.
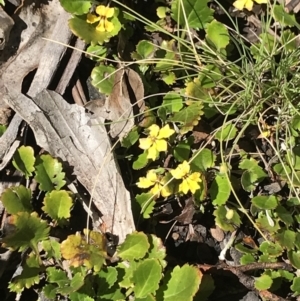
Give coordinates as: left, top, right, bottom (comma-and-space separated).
58, 0, 300, 298
1, 147, 202, 300
3, 0, 300, 299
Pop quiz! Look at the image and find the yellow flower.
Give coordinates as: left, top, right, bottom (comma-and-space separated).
137, 170, 171, 197
171, 161, 201, 194
86, 5, 115, 32
233, 0, 267, 11
139, 124, 175, 161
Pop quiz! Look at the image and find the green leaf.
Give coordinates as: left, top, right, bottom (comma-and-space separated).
2, 212, 50, 253
240, 254, 256, 265
275, 205, 293, 225
42, 190, 73, 226
214, 206, 241, 232
206, 20, 229, 50
12, 146, 35, 178
133, 152, 149, 170
117, 232, 149, 261
34, 154, 66, 192
8, 252, 41, 293
274, 229, 295, 251
157, 6, 167, 18
161, 72, 177, 85
173, 142, 190, 162
191, 148, 215, 172
256, 213, 280, 233
252, 195, 278, 210
97, 266, 118, 288
135, 40, 156, 60
1, 185, 32, 214
288, 250, 300, 269
162, 92, 183, 113
86, 44, 107, 60
291, 277, 300, 294
259, 241, 283, 257
163, 265, 202, 301
215, 124, 237, 141
209, 174, 231, 206
58, 273, 85, 295
254, 274, 273, 290
121, 127, 140, 148
286, 145, 300, 170
42, 239, 61, 260
91, 65, 115, 94
169, 102, 204, 134
133, 259, 162, 298
0, 124, 6, 136
273, 5, 300, 29
59, 0, 91, 15
135, 193, 156, 218
171, 0, 213, 29
146, 235, 167, 268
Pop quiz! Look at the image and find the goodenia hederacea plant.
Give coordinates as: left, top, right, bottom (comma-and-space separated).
233, 0, 267, 11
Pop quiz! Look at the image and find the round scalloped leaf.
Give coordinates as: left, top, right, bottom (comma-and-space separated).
259, 241, 283, 257
214, 205, 241, 232
274, 229, 295, 251
34, 154, 66, 192
162, 92, 183, 114
42, 190, 73, 226
254, 274, 273, 290
215, 124, 237, 141
191, 148, 216, 172
91, 65, 115, 94
69, 16, 120, 45
135, 40, 156, 60
288, 250, 300, 268
121, 127, 140, 148
206, 20, 229, 51
135, 193, 156, 219
163, 265, 202, 301
133, 152, 149, 170
133, 259, 162, 298
57, 273, 85, 295
252, 195, 278, 210
117, 231, 149, 261
275, 205, 294, 225
12, 146, 35, 179
169, 102, 204, 134
241, 170, 258, 192
61, 231, 107, 272
173, 142, 191, 162
146, 235, 167, 268
273, 5, 300, 27
240, 254, 256, 265
171, 0, 213, 29
42, 239, 61, 260
291, 277, 300, 295
87, 44, 108, 60
161, 72, 177, 85
8, 252, 41, 293
209, 174, 231, 206
1, 185, 32, 214
256, 214, 280, 233
2, 212, 50, 253
59, 0, 91, 15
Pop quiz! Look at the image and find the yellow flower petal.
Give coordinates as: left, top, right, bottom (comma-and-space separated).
148, 124, 160, 138
186, 177, 200, 193
150, 183, 161, 196
105, 7, 115, 18
233, 0, 248, 10
171, 161, 190, 179
86, 13, 100, 24
245, 0, 254, 10
96, 5, 108, 16
137, 177, 154, 189
179, 179, 189, 194
96, 19, 106, 32
157, 124, 175, 139
161, 186, 171, 197
154, 139, 167, 152
147, 170, 158, 182
105, 20, 114, 32
189, 172, 201, 183
147, 145, 159, 161
139, 137, 153, 150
